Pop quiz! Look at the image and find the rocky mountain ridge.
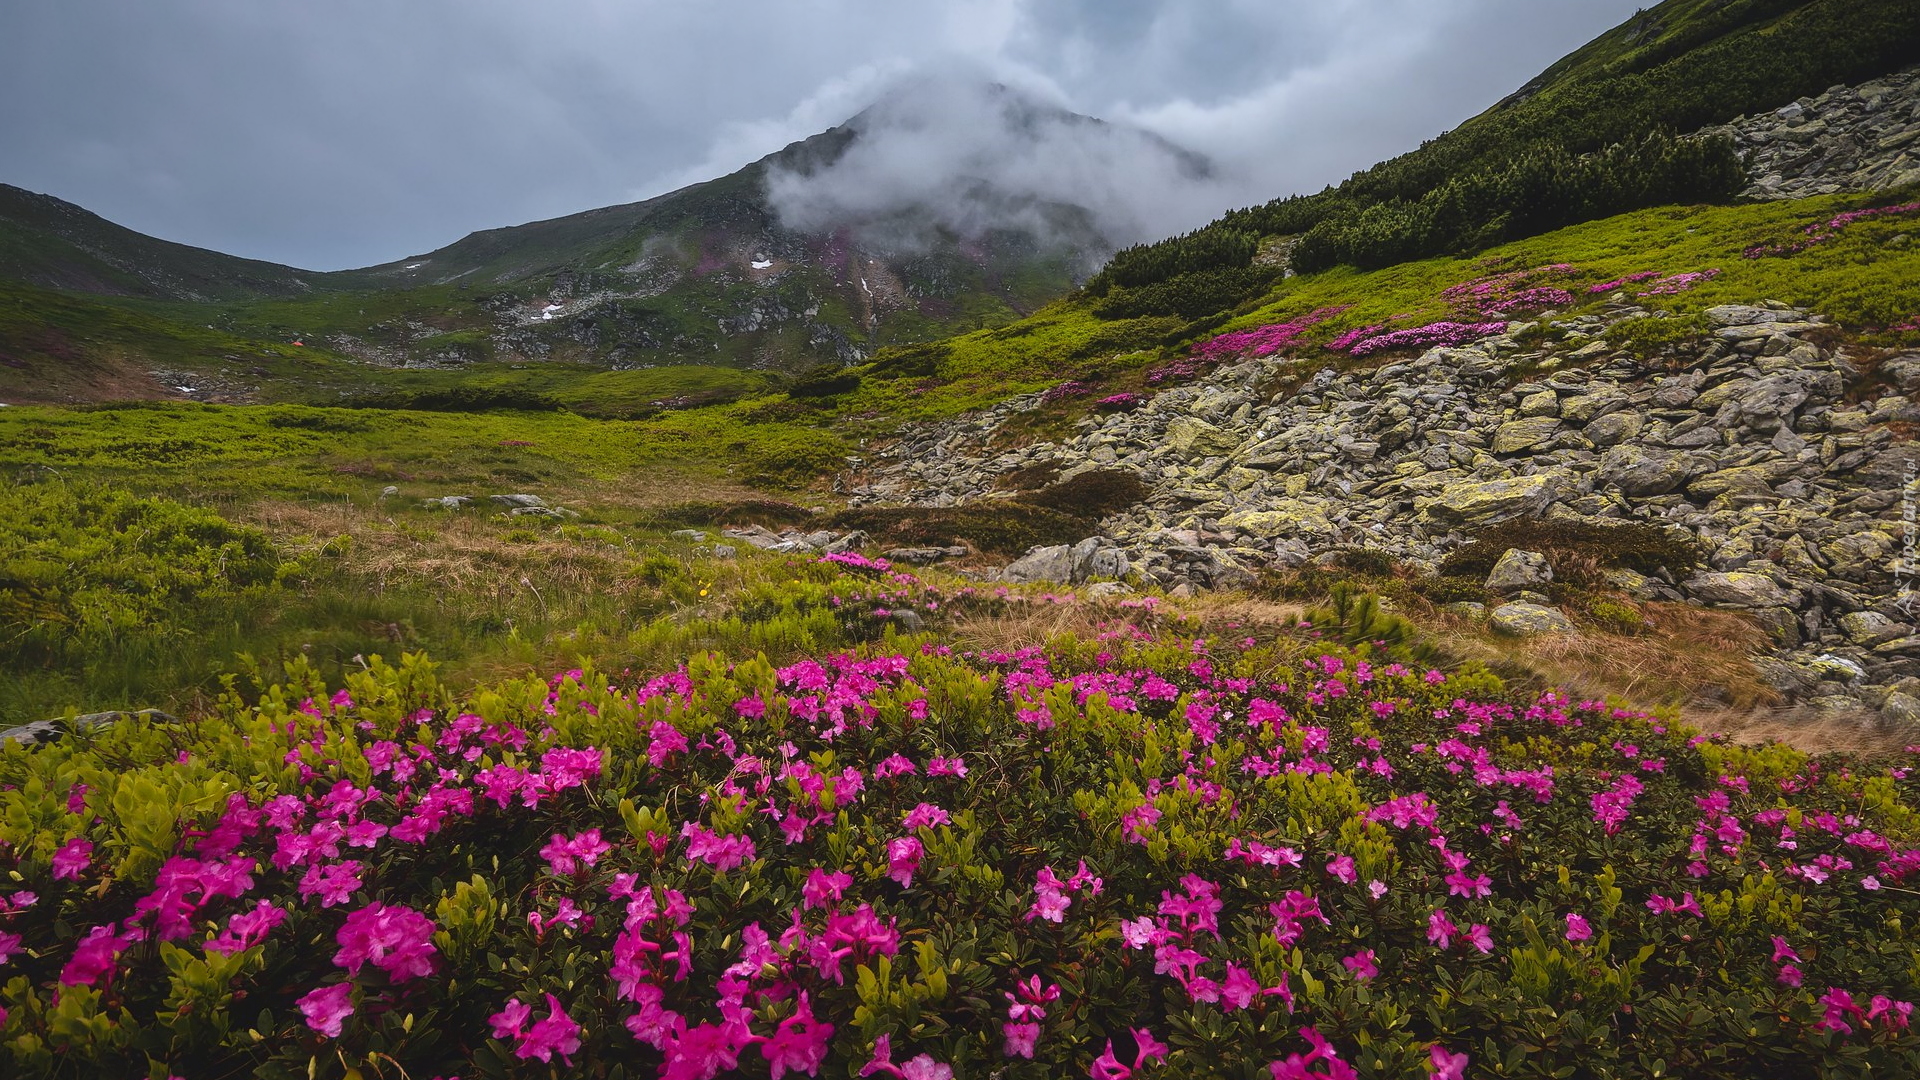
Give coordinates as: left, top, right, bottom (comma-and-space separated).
848, 303, 1920, 725
1711, 63, 1920, 199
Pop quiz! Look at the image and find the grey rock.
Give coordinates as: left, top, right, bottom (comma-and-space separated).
1485, 548, 1553, 595
1, 709, 174, 748
1416, 472, 1565, 526
1492, 417, 1562, 453
1600, 446, 1695, 497
670, 529, 709, 542
1490, 602, 1575, 636
1684, 571, 1799, 608
1840, 610, 1908, 647
490, 493, 546, 509
1881, 691, 1920, 728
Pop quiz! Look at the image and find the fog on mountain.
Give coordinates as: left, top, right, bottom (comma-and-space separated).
765, 76, 1227, 253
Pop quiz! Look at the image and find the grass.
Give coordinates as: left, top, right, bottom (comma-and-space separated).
823, 189, 1920, 425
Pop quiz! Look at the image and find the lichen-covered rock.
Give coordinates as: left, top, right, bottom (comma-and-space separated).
1684, 571, 1799, 608
1416, 472, 1564, 526
1490, 602, 1575, 636
1485, 548, 1553, 595
1492, 417, 1563, 453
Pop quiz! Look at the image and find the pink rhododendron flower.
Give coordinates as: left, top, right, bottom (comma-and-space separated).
1342, 949, 1378, 980
516, 994, 583, 1064
60, 923, 143, 987
1429, 1046, 1469, 1080
803, 867, 853, 909
683, 822, 757, 872
490, 998, 534, 1040
297, 984, 355, 1038
298, 860, 364, 908
901, 803, 950, 830
1269, 1026, 1357, 1080
333, 902, 438, 981
1003, 1021, 1041, 1058
761, 992, 834, 1078
51, 838, 93, 880
207, 900, 288, 955
0, 931, 20, 965
1090, 1027, 1169, 1079
1564, 913, 1593, 942
886, 836, 923, 888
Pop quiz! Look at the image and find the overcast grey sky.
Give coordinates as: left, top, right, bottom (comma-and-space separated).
0, 0, 1645, 271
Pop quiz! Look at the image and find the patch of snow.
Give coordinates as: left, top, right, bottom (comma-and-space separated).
751, 259, 773, 270
541, 303, 563, 321
860, 278, 872, 296
404, 262, 426, 270
175, 386, 197, 394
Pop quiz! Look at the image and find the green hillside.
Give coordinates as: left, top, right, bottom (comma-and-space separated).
1092, 0, 1920, 295
0, 184, 332, 301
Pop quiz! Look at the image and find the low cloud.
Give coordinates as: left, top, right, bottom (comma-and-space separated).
762, 68, 1236, 253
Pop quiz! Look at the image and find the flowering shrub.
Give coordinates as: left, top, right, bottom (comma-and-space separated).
1190, 306, 1350, 361
1093, 393, 1143, 413
1144, 357, 1206, 385
1587, 271, 1662, 294
1347, 321, 1509, 357
1635, 269, 1722, 297
3, 608, 1919, 1077
1324, 326, 1385, 353
1743, 202, 1920, 258
1039, 381, 1092, 406
1440, 265, 1577, 317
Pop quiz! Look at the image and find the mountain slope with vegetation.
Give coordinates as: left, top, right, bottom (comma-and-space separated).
8, 5, 1920, 1077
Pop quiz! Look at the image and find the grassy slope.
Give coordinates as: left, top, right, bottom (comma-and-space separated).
828, 189, 1920, 426
10, 190, 1916, 490
0, 183, 328, 300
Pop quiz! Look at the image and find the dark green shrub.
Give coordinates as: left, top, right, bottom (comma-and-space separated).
824, 503, 1090, 555
1092, 266, 1280, 320
1439, 519, 1701, 582
650, 500, 817, 529
787, 365, 863, 399
0, 482, 287, 667
1013, 470, 1148, 520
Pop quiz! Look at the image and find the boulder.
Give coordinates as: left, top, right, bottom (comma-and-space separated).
1492, 417, 1562, 453
1490, 602, 1575, 636
1485, 549, 1553, 595
1583, 410, 1645, 447
1599, 446, 1695, 497
999, 545, 1075, 584
1683, 571, 1799, 609
1703, 305, 1801, 327
490, 494, 546, 508
1882, 691, 1920, 728
1840, 610, 1908, 647
1164, 416, 1240, 457
999, 538, 1131, 585
1416, 472, 1564, 527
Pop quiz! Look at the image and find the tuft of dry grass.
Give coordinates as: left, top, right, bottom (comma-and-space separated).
1687, 703, 1919, 758
1420, 600, 1779, 712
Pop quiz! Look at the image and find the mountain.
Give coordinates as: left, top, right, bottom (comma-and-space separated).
0, 183, 327, 301
0, 80, 1209, 391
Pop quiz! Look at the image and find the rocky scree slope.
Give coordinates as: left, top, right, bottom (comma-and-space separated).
1709, 64, 1920, 199
849, 303, 1920, 726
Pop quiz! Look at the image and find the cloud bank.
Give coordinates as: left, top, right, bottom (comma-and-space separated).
762, 70, 1230, 252
0, 0, 1647, 270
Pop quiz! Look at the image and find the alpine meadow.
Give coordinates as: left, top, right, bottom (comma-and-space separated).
8, 1, 1920, 1077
